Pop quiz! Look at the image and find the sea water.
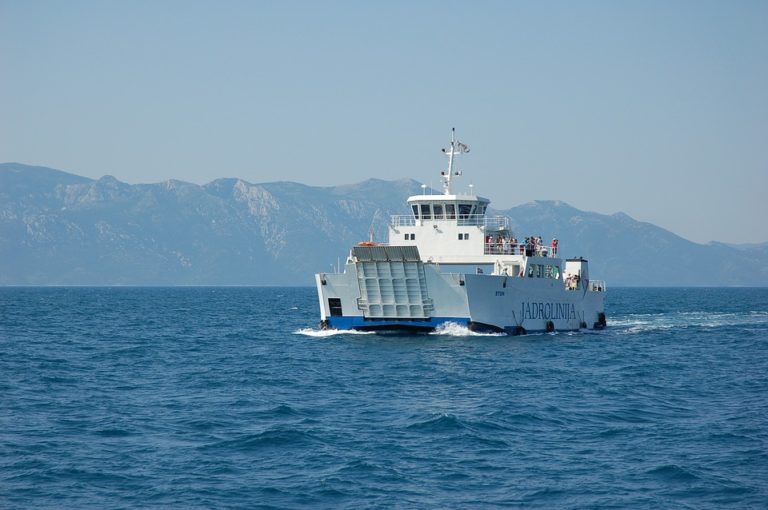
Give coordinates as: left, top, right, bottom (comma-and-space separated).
1, 287, 767, 508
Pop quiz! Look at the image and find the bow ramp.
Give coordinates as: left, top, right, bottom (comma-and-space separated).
352, 245, 434, 319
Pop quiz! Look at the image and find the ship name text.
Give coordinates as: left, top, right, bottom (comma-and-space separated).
520, 301, 576, 321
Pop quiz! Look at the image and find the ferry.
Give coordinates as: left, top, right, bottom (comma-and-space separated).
315, 130, 606, 334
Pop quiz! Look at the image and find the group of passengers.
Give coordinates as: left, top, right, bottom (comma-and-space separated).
525, 236, 559, 257
484, 234, 519, 255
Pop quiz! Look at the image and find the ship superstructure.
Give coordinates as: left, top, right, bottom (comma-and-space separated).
315, 130, 606, 333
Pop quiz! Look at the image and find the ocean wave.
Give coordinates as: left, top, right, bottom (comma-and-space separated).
646, 464, 702, 483
406, 413, 469, 432
93, 428, 133, 438
402, 414, 512, 449
201, 427, 322, 451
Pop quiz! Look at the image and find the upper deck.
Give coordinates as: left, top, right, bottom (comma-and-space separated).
342, 129, 603, 297
385, 130, 529, 265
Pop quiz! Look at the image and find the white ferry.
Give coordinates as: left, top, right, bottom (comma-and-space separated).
315, 130, 606, 334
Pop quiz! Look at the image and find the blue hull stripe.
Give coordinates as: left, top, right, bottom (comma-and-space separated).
326, 316, 468, 330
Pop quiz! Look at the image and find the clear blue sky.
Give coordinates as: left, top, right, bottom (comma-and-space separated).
1, 1, 766, 244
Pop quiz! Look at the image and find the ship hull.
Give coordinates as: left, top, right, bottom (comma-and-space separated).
316, 262, 606, 334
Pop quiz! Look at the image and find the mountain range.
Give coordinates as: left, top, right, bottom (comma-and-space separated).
2, 162, 766, 286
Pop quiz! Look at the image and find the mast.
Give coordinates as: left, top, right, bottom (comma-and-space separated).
441, 128, 469, 195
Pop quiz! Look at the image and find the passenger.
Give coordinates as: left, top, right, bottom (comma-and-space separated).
552, 238, 558, 256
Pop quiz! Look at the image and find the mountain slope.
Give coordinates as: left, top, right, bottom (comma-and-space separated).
0, 164, 423, 285
1, 163, 765, 286
496, 200, 768, 286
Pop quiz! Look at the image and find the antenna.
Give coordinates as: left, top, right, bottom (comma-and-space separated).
368, 210, 381, 243
441, 128, 469, 195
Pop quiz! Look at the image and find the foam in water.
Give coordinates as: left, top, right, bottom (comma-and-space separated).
430, 322, 506, 337
294, 328, 375, 337
295, 322, 506, 337
610, 310, 768, 335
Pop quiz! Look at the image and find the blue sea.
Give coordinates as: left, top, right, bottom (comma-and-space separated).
1, 287, 767, 509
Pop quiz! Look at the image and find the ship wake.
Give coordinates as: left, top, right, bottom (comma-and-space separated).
294, 328, 375, 337
430, 322, 506, 337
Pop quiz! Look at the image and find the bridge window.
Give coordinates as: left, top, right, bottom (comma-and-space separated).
445, 204, 456, 219
433, 204, 444, 219
411, 205, 419, 218
458, 204, 472, 219
420, 204, 431, 220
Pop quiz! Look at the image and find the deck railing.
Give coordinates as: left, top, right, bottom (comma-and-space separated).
484, 243, 557, 257
588, 280, 606, 292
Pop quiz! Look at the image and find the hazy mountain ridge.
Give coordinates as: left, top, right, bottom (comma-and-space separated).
0, 163, 424, 285
1, 163, 765, 286
494, 200, 768, 286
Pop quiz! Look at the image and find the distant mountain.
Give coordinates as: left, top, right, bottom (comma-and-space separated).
1, 163, 766, 286
494, 201, 768, 286
0, 163, 423, 285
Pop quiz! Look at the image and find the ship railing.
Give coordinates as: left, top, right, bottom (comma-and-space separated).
485, 242, 525, 256
484, 243, 558, 257
390, 215, 511, 229
478, 216, 510, 230
390, 215, 417, 227
588, 280, 606, 292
